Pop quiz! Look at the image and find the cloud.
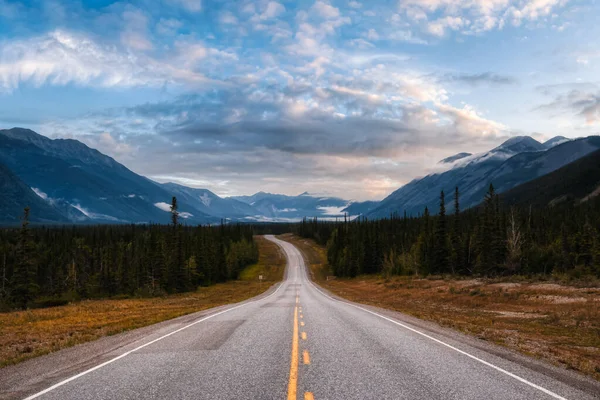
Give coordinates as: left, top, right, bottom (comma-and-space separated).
262, 1, 286, 19
538, 88, 600, 125
440, 72, 518, 86
0, 30, 218, 92
399, 0, 571, 36
169, 0, 202, 13
311, 1, 341, 18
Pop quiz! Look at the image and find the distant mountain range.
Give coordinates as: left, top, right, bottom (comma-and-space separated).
365, 135, 600, 218
1, 127, 598, 224
0, 128, 356, 224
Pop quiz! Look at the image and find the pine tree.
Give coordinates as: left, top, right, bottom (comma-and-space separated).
450, 187, 462, 274
434, 191, 450, 273
10, 208, 39, 309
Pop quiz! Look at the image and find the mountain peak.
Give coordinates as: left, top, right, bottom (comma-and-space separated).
543, 136, 570, 149
495, 136, 545, 153
0, 127, 47, 141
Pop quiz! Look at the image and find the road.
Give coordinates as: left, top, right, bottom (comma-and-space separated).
4, 235, 599, 400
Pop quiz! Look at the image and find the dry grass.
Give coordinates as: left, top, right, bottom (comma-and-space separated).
284, 234, 600, 381
0, 235, 285, 368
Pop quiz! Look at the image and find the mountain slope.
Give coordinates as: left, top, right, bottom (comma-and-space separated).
499, 148, 600, 207
232, 192, 349, 220
0, 128, 216, 224
0, 162, 70, 223
367, 136, 600, 218
162, 183, 258, 219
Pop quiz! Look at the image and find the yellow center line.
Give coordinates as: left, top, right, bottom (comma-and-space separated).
303, 350, 311, 365
305, 392, 315, 400
301, 332, 307, 340
287, 306, 299, 400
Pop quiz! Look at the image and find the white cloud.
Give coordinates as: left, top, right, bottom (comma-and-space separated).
399, 0, 571, 36
365, 28, 379, 40
219, 11, 238, 25
121, 8, 152, 51
170, 0, 202, 13
262, 1, 286, 19
0, 30, 214, 92
349, 1, 362, 8
312, 1, 341, 18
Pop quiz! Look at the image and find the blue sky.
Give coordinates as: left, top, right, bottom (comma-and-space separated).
0, 0, 599, 200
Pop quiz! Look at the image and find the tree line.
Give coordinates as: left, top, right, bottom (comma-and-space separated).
296, 185, 600, 279
1, 197, 258, 310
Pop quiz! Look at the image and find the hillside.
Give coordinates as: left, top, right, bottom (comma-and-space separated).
500, 148, 600, 207
0, 162, 68, 223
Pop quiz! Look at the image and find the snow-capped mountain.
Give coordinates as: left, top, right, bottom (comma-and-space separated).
231, 191, 351, 221
366, 136, 600, 218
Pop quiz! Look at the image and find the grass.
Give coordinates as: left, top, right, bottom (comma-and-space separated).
0, 235, 285, 368
283, 234, 600, 381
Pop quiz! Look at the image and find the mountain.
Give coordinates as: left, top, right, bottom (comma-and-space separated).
367, 136, 600, 218
0, 127, 358, 224
162, 183, 257, 219
543, 136, 570, 149
439, 152, 472, 164
341, 201, 380, 216
499, 148, 600, 207
0, 128, 216, 224
231, 192, 350, 221
0, 161, 69, 223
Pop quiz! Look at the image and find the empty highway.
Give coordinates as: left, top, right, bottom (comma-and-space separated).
2, 235, 598, 400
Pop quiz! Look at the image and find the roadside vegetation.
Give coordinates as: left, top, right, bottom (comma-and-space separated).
0, 235, 285, 367
284, 234, 600, 381
0, 198, 259, 311
297, 185, 600, 280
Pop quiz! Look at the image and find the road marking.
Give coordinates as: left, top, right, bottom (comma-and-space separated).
301, 321, 305, 327
287, 306, 299, 400
24, 282, 285, 400
307, 281, 569, 400
303, 350, 311, 365
301, 332, 307, 340
305, 392, 315, 400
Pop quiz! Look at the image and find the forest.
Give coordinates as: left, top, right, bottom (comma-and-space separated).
0, 198, 258, 310
296, 185, 600, 279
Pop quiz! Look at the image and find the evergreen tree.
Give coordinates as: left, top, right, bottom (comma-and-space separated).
434, 191, 450, 273
450, 187, 462, 274
10, 208, 38, 309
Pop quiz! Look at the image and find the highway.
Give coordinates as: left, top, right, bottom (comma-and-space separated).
4, 235, 598, 400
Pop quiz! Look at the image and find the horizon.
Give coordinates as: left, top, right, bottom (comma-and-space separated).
1, 0, 599, 200
2, 125, 579, 202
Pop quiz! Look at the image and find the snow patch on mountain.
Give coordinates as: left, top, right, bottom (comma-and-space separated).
199, 193, 212, 207
154, 202, 172, 212
32, 187, 48, 200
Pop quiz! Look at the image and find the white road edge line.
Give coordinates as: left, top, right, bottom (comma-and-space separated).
24, 281, 285, 400
272, 238, 569, 400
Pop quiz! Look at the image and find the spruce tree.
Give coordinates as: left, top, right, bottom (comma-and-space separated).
434, 191, 450, 273
11, 208, 38, 309
451, 187, 462, 274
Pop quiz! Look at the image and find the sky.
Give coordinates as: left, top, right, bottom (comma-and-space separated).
0, 0, 599, 201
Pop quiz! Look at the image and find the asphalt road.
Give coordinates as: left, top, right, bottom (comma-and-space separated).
5, 235, 599, 400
